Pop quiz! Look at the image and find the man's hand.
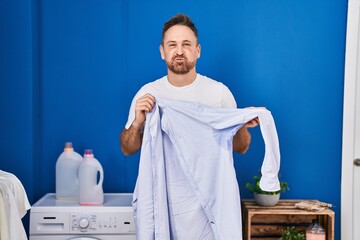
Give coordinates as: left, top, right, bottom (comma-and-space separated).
120, 94, 156, 156
244, 117, 259, 128
243, 106, 266, 129
133, 93, 156, 129
233, 107, 264, 154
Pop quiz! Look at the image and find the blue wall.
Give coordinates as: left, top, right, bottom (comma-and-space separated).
0, 0, 347, 239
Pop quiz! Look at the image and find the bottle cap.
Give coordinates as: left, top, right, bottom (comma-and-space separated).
312, 219, 319, 224
84, 149, 93, 155
64, 142, 73, 151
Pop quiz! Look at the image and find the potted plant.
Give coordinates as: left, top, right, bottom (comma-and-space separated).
245, 175, 289, 206
280, 226, 305, 240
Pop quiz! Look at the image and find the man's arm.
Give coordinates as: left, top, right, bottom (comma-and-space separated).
233, 126, 251, 154
120, 124, 143, 156
233, 117, 259, 154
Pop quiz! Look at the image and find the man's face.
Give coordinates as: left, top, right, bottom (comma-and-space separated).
160, 25, 201, 75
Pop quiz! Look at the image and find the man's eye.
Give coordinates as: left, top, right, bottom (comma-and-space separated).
169, 44, 176, 48
183, 43, 191, 47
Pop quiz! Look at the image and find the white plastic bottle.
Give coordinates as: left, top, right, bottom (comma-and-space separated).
79, 149, 104, 205
56, 142, 83, 200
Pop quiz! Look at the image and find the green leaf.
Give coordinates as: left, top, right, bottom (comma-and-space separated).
280, 227, 305, 240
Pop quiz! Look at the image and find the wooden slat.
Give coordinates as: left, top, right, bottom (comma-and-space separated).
242, 199, 334, 215
251, 225, 307, 236
251, 214, 315, 224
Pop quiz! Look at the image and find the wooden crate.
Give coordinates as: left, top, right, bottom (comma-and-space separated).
242, 199, 335, 240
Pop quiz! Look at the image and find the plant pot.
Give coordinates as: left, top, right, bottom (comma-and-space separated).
254, 193, 280, 206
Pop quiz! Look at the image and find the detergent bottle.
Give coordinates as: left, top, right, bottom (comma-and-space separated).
79, 149, 104, 205
56, 142, 83, 200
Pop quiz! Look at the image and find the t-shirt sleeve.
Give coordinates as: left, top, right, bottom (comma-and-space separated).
221, 85, 237, 109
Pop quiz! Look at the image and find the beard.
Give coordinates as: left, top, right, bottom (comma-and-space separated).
166, 54, 196, 75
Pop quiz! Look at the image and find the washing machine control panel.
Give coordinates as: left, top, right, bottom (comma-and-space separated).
71, 212, 136, 234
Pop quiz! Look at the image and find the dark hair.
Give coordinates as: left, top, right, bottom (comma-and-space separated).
162, 14, 198, 44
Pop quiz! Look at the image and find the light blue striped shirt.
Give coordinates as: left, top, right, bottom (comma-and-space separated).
132, 98, 280, 240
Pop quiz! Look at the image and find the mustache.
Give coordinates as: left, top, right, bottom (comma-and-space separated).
172, 54, 187, 61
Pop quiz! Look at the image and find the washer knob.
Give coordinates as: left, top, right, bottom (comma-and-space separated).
79, 218, 89, 229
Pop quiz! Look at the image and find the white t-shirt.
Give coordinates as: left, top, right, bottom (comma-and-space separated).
125, 73, 237, 129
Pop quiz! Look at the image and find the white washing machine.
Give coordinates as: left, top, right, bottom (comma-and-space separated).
29, 193, 136, 240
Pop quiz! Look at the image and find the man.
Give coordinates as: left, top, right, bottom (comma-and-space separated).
120, 13, 259, 156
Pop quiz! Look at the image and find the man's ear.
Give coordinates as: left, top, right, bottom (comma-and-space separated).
159, 44, 165, 60
197, 43, 201, 59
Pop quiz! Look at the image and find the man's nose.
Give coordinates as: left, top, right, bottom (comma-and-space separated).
175, 46, 184, 54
